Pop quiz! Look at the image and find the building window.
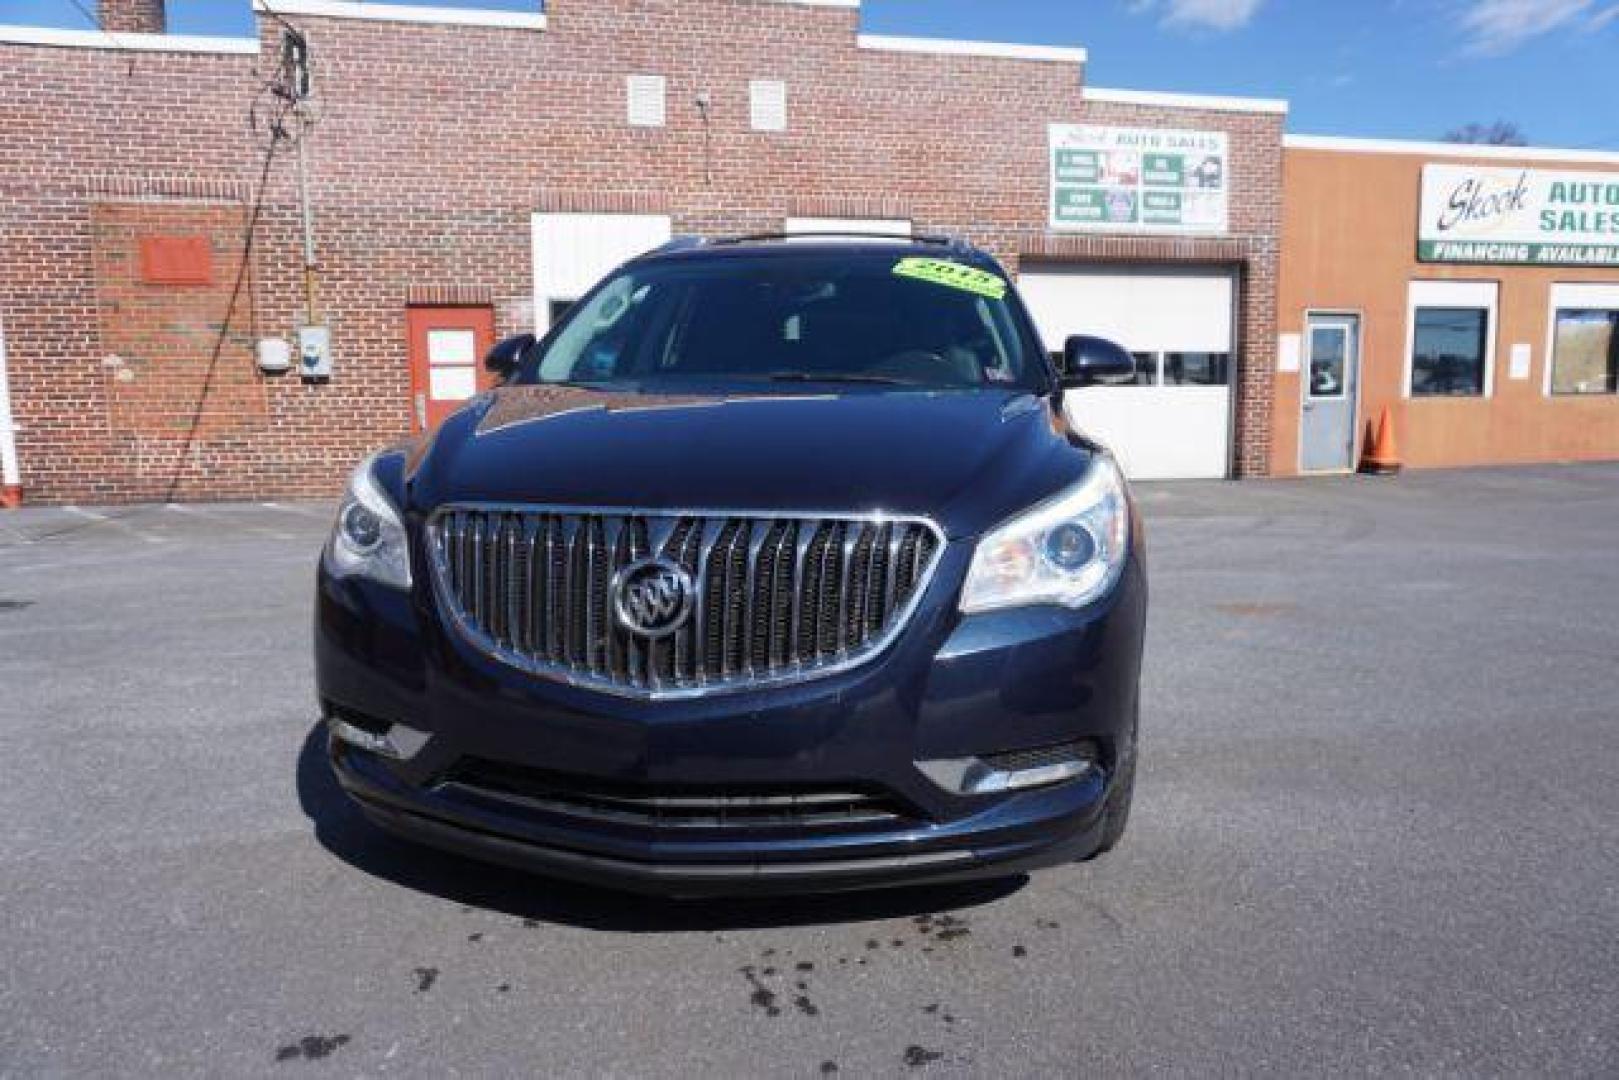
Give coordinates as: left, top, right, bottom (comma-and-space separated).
626, 75, 666, 127
750, 80, 787, 132
1549, 296, 1619, 397
1407, 281, 1497, 399
1411, 308, 1489, 396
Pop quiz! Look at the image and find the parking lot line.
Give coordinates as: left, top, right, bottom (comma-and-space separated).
61, 505, 164, 544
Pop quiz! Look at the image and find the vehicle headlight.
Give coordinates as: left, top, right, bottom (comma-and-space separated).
959, 456, 1129, 614
326, 453, 412, 590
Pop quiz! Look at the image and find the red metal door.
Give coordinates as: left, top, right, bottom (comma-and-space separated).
406, 305, 497, 432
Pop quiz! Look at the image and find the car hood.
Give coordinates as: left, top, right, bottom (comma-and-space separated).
405, 385, 1092, 539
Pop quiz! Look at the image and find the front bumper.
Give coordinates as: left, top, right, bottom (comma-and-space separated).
331, 737, 1110, 895
315, 536, 1146, 896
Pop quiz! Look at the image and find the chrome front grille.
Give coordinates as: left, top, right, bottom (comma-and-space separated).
427, 506, 944, 699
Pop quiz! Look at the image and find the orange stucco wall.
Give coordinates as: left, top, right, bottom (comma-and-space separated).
1274, 147, 1619, 475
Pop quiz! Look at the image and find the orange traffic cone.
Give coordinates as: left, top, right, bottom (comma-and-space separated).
1359, 406, 1402, 476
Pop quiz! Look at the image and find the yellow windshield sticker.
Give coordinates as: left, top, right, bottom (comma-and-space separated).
892, 257, 1008, 300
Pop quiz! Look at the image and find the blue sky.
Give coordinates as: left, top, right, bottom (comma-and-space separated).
4, 0, 1616, 149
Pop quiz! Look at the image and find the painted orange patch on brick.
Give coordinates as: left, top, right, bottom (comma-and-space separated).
138, 236, 213, 287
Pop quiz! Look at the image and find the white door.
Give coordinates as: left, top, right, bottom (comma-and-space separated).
532, 213, 673, 336
1018, 265, 1235, 480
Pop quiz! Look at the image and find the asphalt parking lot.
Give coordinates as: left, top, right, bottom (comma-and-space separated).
3, 465, 1617, 1077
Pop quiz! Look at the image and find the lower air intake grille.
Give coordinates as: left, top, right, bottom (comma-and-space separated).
442, 759, 911, 831
980, 740, 1100, 774
427, 507, 944, 699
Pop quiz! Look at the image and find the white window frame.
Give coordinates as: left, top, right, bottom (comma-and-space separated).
1544, 282, 1619, 398
1304, 319, 1353, 402
1404, 280, 1499, 400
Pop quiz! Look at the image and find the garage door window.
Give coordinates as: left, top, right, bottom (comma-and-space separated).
1117, 351, 1229, 386
1162, 351, 1229, 386
1549, 308, 1619, 396
1123, 352, 1157, 386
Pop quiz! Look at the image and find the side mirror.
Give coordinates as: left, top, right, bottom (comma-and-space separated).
483, 333, 536, 381
1060, 335, 1136, 387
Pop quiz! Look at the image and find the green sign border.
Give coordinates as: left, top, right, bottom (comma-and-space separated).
1418, 240, 1619, 266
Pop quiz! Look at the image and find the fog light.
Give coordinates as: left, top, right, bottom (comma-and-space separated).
326, 710, 431, 760
916, 741, 1098, 795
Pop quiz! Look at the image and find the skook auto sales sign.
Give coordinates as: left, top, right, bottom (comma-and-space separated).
1420, 164, 1619, 265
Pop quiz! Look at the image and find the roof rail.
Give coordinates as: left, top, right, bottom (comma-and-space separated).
708, 231, 960, 248
653, 235, 709, 254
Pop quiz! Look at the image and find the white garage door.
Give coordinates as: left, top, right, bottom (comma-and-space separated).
1018, 265, 1235, 480
784, 216, 913, 238
532, 213, 673, 336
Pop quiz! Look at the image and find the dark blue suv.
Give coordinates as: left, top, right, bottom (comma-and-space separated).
316, 235, 1147, 895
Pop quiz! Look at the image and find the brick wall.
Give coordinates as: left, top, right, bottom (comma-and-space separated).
97, 0, 166, 34
0, 0, 1284, 502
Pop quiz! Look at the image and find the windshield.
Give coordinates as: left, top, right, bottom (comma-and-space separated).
516, 252, 1048, 392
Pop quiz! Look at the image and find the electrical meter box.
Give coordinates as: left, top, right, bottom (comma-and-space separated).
298, 325, 332, 380
256, 337, 292, 375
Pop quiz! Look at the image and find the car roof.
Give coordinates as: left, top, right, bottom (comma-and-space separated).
627, 234, 1003, 271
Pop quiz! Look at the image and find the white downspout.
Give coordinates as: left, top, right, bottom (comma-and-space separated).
0, 314, 21, 503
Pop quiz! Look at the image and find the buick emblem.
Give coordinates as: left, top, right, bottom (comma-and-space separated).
612, 558, 695, 639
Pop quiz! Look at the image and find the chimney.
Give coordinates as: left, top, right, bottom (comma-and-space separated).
97, 0, 166, 34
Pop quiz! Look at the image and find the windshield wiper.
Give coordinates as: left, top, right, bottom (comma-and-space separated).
765, 371, 920, 387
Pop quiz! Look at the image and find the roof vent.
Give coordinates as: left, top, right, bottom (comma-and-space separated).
750, 80, 788, 132
626, 75, 667, 128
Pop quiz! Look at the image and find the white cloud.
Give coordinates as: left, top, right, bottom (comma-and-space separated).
1457, 0, 1601, 53
1129, 0, 1268, 31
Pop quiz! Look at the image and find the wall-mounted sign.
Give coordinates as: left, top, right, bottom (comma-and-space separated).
1049, 123, 1229, 234
1419, 164, 1619, 265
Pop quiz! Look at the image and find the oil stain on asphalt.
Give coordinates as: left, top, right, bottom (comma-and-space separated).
720, 913, 994, 1070
737, 965, 782, 1017
904, 1045, 944, 1068
913, 913, 971, 942
273, 1034, 351, 1063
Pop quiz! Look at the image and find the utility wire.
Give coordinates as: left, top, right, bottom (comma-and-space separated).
255, 0, 305, 40
63, 0, 100, 30
164, 110, 290, 502
34, 106, 289, 529
43, 0, 305, 508
65, 0, 139, 74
